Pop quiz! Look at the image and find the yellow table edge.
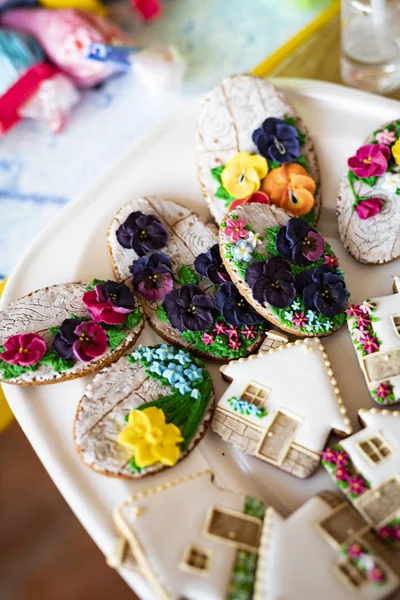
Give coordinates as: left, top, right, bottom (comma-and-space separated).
0, 278, 14, 432
251, 0, 340, 77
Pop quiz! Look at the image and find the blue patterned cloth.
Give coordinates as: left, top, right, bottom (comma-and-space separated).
0, 0, 329, 279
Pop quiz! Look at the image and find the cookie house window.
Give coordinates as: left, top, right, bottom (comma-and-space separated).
336, 558, 367, 589
179, 545, 211, 576
203, 506, 261, 552
357, 434, 393, 465
391, 315, 400, 337
241, 382, 270, 407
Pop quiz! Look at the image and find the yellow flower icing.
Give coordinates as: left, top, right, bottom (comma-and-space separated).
392, 139, 400, 166
117, 406, 183, 468
221, 152, 268, 199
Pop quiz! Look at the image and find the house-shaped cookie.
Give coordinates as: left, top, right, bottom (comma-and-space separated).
212, 338, 352, 478
324, 408, 400, 548
347, 278, 400, 405
113, 470, 266, 600
255, 492, 399, 599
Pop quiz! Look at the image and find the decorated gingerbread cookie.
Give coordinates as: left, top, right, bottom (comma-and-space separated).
258, 491, 399, 599
74, 344, 214, 478
337, 120, 400, 264
108, 196, 266, 360
347, 278, 400, 405
219, 204, 349, 337
113, 469, 266, 599
196, 74, 321, 225
323, 408, 400, 551
0, 280, 144, 385
212, 338, 352, 479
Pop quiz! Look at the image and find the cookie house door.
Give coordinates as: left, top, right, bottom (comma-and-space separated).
254, 410, 302, 465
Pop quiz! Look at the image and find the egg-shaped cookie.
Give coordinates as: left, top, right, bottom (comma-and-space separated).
74, 344, 215, 478
196, 74, 321, 225
108, 196, 266, 360
337, 120, 400, 264
219, 204, 349, 337
0, 280, 144, 385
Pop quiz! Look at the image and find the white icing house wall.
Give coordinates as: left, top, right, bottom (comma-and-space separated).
324, 408, 400, 544
113, 470, 266, 600
254, 493, 399, 600
212, 339, 352, 479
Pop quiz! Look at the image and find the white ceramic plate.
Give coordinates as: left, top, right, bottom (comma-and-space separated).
3, 79, 400, 600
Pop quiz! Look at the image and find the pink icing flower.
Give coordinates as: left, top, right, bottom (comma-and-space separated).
348, 144, 391, 178
72, 322, 107, 362
355, 313, 371, 328
224, 217, 249, 242
335, 450, 349, 466
348, 475, 368, 496
353, 326, 369, 342
82, 284, 131, 325
227, 325, 240, 340
242, 325, 256, 340
378, 526, 394, 540
0, 333, 47, 367
355, 198, 382, 220
347, 542, 363, 559
368, 567, 386, 584
323, 254, 339, 269
361, 335, 379, 354
213, 323, 227, 336
202, 333, 214, 346
228, 338, 242, 351
322, 448, 338, 463
346, 304, 362, 318
302, 231, 325, 261
393, 525, 400, 540
359, 300, 375, 315
335, 466, 350, 481
376, 129, 397, 145
292, 311, 308, 328
375, 383, 392, 400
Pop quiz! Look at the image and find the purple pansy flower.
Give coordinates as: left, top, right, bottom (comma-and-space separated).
53, 317, 84, 359
82, 282, 134, 325
245, 256, 296, 308
101, 281, 135, 310
194, 244, 230, 285
163, 284, 214, 332
72, 321, 108, 362
296, 265, 347, 317
214, 282, 263, 326
130, 253, 173, 301
252, 117, 300, 164
276, 218, 325, 266
116, 211, 169, 256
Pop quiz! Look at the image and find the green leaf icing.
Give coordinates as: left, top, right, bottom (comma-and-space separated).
156, 305, 169, 323
125, 307, 142, 330
177, 264, 198, 286
107, 329, 127, 349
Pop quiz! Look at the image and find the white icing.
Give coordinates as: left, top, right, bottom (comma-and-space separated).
115, 471, 246, 599
196, 74, 321, 224
215, 339, 350, 453
0, 283, 143, 384
341, 411, 400, 488
74, 355, 214, 478
257, 495, 399, 600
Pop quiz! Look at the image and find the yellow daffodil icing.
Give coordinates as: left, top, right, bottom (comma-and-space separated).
118, 406, 183, 468
392, 139, 400, 165
221, 152, 268, 199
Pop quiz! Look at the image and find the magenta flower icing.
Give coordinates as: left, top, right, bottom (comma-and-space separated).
335, 450, 349, 466
213, 323, 227, 335
346, 304, 362, 318
82, 283, 133, 325
376, 129, 397, 145
72, 322, 108, 362
323, 254, 339, 269
202, 332, 214, 346
227, 325, 239, 340
321, 448, 337, 463
375, 383, 392, 400
355, 198, 382, 220
242, 325, 256, 340
228, 338, 242, 351
347, 542, 363, 559
335, 466, 349, 481
224, 217, 249, 242
379, 526, 393, 540
292, 311, 308, 328
348, 144, 390, 178
368, 567, 386, 583
0, 333, 46, 367
355, 313, 371, 328
348, 475, 368, 496
361, 335, 379, 354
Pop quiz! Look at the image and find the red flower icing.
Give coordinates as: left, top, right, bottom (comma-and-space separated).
0, 333, 46, 366
355, 198, 382, 220
82, 284, 131, 325
72, 322, 108, 362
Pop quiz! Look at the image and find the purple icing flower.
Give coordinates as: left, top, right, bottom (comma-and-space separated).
214, 282, 263, 325
53, 318, 84, 360
163, 284, 214, 332
245, 256, 296, 308
296, 265, 347, 318
72, 321, 108, 362
101, 281, 135, 311
252, 118, 300, 164
194, 244, 230, 285
82, 283, 134, 325
276, 218, 325, 266
348, 144, 390, 178
130, 253, 173, 301
0, 333, 47, 367
116, 211, 169, 256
